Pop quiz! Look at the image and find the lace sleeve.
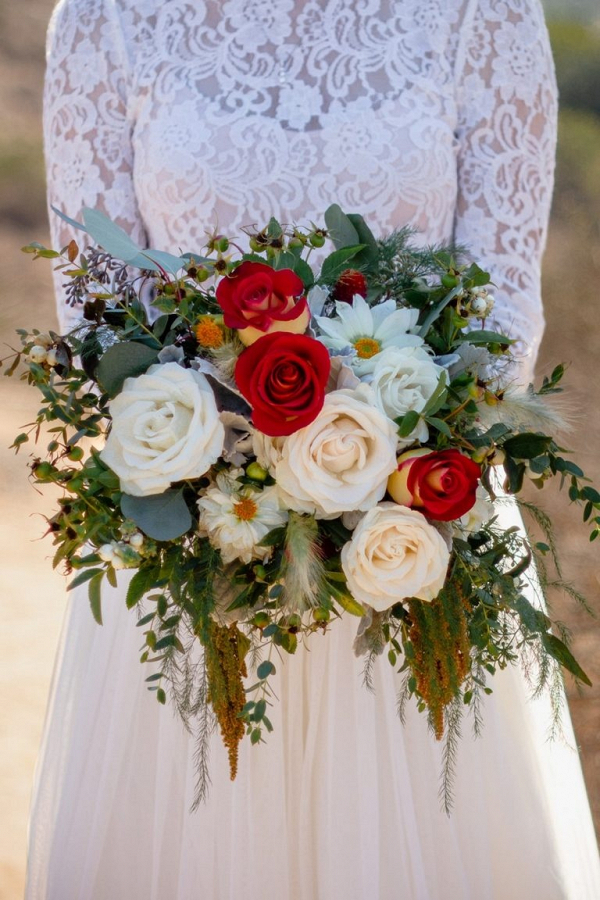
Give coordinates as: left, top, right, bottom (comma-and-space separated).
44, 0, 146, 333
453, 0, 558, 384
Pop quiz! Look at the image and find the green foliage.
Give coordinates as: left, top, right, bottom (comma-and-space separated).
548, 20, 600, 117
121, 489, 193, 541
95, 341, 159, 396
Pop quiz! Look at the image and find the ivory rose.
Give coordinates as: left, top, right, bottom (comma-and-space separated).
367, 346, 445, 445
216, 261, 309, 345
341, 503, 450, 610
100, 362, 224, 496
274, 387, 398, 518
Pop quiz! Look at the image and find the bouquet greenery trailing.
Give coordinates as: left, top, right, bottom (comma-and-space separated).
5, 203, 597, 807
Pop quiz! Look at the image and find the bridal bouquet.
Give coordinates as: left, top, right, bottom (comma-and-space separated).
7, 204, 596, 803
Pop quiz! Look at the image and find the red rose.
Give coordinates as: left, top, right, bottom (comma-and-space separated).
387, 448, 481, 522
235, 332, 331, 437
216, 261, 309, 346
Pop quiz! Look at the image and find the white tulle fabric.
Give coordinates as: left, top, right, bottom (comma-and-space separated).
27, 1, 600, 898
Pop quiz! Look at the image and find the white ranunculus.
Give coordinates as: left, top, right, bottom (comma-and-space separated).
274, 387, 398, 518
101, 362, 224, 496
366, 346, 445, 445
341, 503, 450, 611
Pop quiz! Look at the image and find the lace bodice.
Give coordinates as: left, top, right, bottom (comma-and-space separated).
44, 0, 557, 382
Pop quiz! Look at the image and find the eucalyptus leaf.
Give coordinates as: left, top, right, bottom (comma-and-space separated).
121, 489, 192, 541
503, 433, 553, 460
96, 342, 159, 397
138, 248, 187, 275
83, 208, 145, 261
82, 208, 186, 274
51, 204, 86, 232
346, 213, 379, 267
257, 660, 276, 680
324, 204, 360, 248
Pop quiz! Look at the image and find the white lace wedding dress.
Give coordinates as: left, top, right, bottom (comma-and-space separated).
26, 1, 600, 898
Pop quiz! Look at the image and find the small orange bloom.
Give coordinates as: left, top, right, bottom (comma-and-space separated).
195, 316, 224, 349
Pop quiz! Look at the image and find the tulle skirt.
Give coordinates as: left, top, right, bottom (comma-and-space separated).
26, 508, 600, 900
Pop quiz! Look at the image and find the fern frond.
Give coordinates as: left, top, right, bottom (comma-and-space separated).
438, 695, 462, 816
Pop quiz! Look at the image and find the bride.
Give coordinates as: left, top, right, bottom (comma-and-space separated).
27, 1, 600, 898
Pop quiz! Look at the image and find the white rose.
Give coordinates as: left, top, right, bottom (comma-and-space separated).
101, 362, 224, 496
366, 346, 445, 446
341, 503, 450, 610
274, 387, 398, 518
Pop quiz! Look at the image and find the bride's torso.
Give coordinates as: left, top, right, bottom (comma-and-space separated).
72, 0, 475, 246
47, 0, 557, 376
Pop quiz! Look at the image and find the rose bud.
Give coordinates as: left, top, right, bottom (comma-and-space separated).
388, 448, 481, 522
332, 269, 368, 304
216, 261, 309, 346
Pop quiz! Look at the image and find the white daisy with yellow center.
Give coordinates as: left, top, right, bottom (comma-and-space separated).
198, 484, 288, 564
314, 295, 423, 374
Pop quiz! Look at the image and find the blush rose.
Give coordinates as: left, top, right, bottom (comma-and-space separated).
216, 261, 309, 345
387, 448, 481, 522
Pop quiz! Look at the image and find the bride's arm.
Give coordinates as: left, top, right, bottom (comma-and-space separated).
453, 0, 558, 384
44, 0, 146, 333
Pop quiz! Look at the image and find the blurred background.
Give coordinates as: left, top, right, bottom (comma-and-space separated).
0, 2, 598, 896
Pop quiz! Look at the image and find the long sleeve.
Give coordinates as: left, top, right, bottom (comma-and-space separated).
44, 0, 146, 333
453, 0, 558, 385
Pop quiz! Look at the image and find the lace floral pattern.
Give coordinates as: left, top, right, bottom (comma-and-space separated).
44, 0, 557, 380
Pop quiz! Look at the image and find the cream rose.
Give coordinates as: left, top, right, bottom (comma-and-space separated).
341, 503, 450, 610
274, 387, 398, 518
366, 346, 445, 445
101, 362, 224, 496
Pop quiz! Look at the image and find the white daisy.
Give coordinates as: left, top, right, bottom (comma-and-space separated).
198, 484, 288, 564
314, 295, 423, 375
